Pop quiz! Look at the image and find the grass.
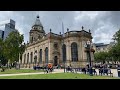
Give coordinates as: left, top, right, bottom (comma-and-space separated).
0, 73, 119, 79
0, 68, 43, 74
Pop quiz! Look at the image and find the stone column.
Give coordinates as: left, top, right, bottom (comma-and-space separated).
42, 48, 45, 65
66, 44, 70, 61
25, 53, 27, 64
81, 40, 87, 67
48, 41, 52, 63
66, 42, 71, 64
37, 49, 40, 64
29, 51, 31, 64
78, 41, 82, 67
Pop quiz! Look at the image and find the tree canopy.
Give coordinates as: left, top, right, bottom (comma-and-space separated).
0, 30, 25, 65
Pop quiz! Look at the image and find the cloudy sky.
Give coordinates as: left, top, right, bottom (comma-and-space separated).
0, 11, 119, 44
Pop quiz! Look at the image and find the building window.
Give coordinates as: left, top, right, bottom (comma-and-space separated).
40, 49, 42, 63
54, 42, 58, 49
62, 44, 66, 62
31, 37, 33, 43
34, 50, 37, 64
71, 42, 78, 62
27, 53, 29, 64
24, 54, 26, 64
30, 52, 33, 63
45, 47, 48, 64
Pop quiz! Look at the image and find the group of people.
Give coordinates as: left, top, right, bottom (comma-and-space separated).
64, 63, 113, 77
33, 63, 54, 73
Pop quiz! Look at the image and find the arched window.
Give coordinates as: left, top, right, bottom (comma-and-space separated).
27, 53, 29, 64
62, 44, 66, 62
45, 47, 48, 64
40, 49, 42, 63
71, 42, 78, 62
30, 52, 33, 63
24, 54, 26, 64
31, 37, 33, 43
34, 50, 37, 64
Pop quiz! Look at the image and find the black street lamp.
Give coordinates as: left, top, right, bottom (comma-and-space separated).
84, 40, 95, 76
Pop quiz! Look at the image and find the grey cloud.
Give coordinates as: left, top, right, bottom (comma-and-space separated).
0, 11, 119, 44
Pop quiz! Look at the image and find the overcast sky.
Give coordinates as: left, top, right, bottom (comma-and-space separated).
0, 11, 119, 44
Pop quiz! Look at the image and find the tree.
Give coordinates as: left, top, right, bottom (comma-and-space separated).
109, 44, 120, 62
109, 29, 120, 62
113, 29, 120, 44
94, 51, 109, 64
0, 38, 7, 66
4, 30, 24, 64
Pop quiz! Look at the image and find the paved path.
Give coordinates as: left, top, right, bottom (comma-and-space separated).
0, 69, 64, 77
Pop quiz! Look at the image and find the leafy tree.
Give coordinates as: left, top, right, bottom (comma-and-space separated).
109, 44, 120, 62
109, 29, 120, 62
94, 51, 109, 64
4, 30, 24, 64
113, 29, 120, 44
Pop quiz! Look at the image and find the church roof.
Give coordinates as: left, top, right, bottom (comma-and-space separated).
33, 15, 43, 27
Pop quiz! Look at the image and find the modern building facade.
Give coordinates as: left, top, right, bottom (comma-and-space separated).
19, 15, 94, 68
0, 19, 16, 40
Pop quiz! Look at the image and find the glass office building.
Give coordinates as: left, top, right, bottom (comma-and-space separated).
0, 19, 16, 40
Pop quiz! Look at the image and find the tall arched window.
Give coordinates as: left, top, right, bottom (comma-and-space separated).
24, 54, 26, 64
45, 47, 48, 64
31, 37, 33, 43
71, 42, 78, 62
34, 50, 37, 64
62, 44, 66, 62
40, 49, 42, 63
30, 52, 33, 63
27, 53, 29, 64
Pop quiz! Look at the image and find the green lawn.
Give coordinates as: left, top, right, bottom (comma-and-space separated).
0, 73, 119, 79
0, 69, 43, 74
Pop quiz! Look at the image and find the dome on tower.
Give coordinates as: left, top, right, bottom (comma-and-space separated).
33, 15, 43, 27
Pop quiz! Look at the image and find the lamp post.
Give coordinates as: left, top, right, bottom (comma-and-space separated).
84, 40, 94, 76
87, 41, 92, 67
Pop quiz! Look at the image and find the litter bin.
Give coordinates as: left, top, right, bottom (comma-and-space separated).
117, 67, 120, 77
89, 67, 93, 76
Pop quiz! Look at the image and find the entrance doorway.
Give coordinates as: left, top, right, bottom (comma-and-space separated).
54, 56, 58, 66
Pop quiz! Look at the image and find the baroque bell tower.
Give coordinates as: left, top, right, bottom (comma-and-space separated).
29, 15, 45, 43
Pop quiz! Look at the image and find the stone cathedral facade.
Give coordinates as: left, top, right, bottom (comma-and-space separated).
19, 15, 94, 68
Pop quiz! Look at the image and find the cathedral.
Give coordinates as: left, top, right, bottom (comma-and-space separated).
19, 15, 94, 68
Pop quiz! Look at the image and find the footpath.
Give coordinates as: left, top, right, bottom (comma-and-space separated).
0, 69, 64, 77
